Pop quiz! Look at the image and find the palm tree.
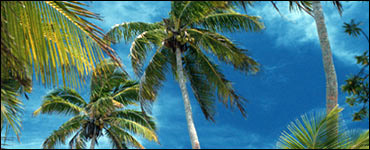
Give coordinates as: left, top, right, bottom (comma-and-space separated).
1, 1, 122, 140
343, 19, 369, 43
277, 105, 369, 149
105, 1, 264, 148
342, 19, 369, 121
33, 60, 158, 149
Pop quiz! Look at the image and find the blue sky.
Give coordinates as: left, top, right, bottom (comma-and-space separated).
3, 1, 369, 149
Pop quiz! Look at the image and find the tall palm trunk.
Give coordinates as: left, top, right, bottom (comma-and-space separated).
312, 1, 338, 113
175, 47, 200, 149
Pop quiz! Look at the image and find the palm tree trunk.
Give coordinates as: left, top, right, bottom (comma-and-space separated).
175, 47, 200, 149
312, 1, 339, 113
90, 127, 97, 149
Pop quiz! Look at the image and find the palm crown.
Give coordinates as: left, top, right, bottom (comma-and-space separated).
105, 1, 264, 121
33, 60, 158, 149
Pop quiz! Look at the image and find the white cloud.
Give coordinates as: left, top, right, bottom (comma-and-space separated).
249, 2, 369, 66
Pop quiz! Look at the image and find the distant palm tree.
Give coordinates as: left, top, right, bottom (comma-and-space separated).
33, 60, 158, 149
105, 1, 264, 148
342, 19, 369, 121
277, 105, 369, 149
343, 19, 369, 43
1, 1, 122, 140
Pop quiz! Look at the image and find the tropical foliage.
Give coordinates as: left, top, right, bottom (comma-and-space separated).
105, 1, 264, 148
1, 66, 31, 141
277, 105, 369, 149
33, 60, 158, 149
342, 19, 369, 121
1, 1, 121, 89
1, 1, 123, 141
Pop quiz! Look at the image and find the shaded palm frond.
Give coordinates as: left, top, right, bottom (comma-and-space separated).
108, 125, 145, 149
188, 28, 259, 74
269, 1, 313, 17
137, 48, 172, 114
0, 83, 23, 141
331, 1, 343, 16
229, 1, 254, 13
183, 52, 216, 121
187, 45, 248, 117
104, 127, 128, 149
90, 59, 128, 102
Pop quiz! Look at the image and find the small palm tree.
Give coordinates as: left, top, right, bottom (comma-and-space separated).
105, 1, 264, 148
33, 60, 158, 149
277, 105, 369, 149
343, 19, 369, 43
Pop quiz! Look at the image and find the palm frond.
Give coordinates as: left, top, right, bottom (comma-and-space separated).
195, 12, 264, 33
1, 84, 23, 141
87, 96, 115, 116
183, 52, 216, 121
269, 1, 313, 17
105, 22, 163, 44
111, 110, 156, 131
346, 130, 369, 149
186, 45, 248, 117
42, 115, 85, 149
229, 1, 254, 12
108, 125, 145, 149
129, 29, 166, 76
171, 1, 229, 29
277, 105, 350, 149
107, 116, 158, 143
187, 28, 259, 74
104, 127, 128, 149
1, 1, 121, 89
112, 81, 140, 106
137, 48, 172, 114
33, 88, 86, 116
90, 59, 128, 102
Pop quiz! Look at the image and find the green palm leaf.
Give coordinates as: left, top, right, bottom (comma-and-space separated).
33, 88, 86, 116
1, 1, 121, 89
277, 105, 369, 149
42, 115, 86, 149
105, 22, 163, 44
195, 13, 264, 33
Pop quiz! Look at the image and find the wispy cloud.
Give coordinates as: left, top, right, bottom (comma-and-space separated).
249, 1, 369, 65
